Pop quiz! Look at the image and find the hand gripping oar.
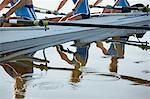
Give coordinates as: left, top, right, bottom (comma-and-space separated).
0, 19, 150, 30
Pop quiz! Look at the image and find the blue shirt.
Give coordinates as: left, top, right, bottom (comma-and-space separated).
72, 0, 90, 15
71, 45, 90, 66
10, 0, 37, 20
114, 0, 130, 7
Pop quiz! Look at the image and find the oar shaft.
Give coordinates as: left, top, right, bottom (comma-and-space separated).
47, 21, 150, 30
34, 9, 66, 15
0, 19, 150, 30
92, 6, 150, 12
5, 6, 66, 15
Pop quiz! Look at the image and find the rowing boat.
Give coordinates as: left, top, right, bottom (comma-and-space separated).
0, 12, 150, 60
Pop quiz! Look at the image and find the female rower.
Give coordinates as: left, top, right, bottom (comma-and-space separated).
55, 0, 90, 21
90, 0, 130, 13
0, 0, 37, 26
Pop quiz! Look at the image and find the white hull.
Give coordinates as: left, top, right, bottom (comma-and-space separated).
0, 13, 149, 56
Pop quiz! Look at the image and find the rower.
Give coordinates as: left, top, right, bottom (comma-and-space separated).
55, 0, 90, 67
1, 60, 33, 98
96, 36, 128, 73
90, 0, 130, 13
55, 0, 90, 21
0, 0, 37, 27
56, 44, 90, 68
89, 0, 103, 7
94, 0, 130, 73
111, 0, 130, 13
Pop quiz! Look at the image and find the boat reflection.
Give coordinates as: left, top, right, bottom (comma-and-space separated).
0, 34, 150, 99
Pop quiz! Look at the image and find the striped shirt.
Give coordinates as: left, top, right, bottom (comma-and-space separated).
114, 0, 130, 7
10, 0, 37, 20
72, 0, 90, 15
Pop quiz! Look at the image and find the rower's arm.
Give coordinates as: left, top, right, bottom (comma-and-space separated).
92, 0, 103, 6
0, 0, 10, 11
4, 0, 26, 18
56, 46, 72, 64
72, 0, 83, 11
96, 42, 108, 55
56, 0, 68, 12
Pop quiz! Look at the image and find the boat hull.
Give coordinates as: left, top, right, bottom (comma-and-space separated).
0, 13, 149, 57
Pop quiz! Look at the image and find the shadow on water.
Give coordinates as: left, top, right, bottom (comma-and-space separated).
0, 32, 150, 99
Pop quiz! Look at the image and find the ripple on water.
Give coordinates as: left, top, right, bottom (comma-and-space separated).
21, 73, 45, 81
31, 81, 64, 90
21, 73, 65, 90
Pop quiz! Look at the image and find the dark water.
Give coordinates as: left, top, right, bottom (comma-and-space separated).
0, 32, 150, 99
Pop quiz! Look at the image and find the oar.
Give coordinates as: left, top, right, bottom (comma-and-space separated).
106, 39, 150, 50
91, 5, 150, 12
0, 19, 150, 30
5, 6, 66, 15
33, 64, 74, 71
34, 9, 66, 15
91, 12, 149, 17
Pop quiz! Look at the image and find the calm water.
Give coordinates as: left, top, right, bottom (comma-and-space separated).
0, 0, 150, 99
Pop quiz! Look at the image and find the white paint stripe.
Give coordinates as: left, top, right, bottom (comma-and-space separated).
30, 8, 37, 19
27, 8, 34, 19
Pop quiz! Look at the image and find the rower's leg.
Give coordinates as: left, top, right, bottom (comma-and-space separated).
2, 22, 12, 27
67, 14, 82, 21
59, 12, 73, 21
0, 23, 2, 27
48, 17, 62, 22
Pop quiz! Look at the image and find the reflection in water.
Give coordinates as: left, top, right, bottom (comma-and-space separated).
0, 33, 150, 99
56, 41, 94, 87
95, 35, 150, 86
56, 41, 89, 85
81, 72, 121, 81
96, 36, 128, 73
55, 35, 150, 86
56, 41, 90, 68
120, 75, 150, 86
70, 66, 82, 84
0, 53, 34, 99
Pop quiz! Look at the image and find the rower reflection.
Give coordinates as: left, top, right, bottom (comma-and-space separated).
56, 42, 90, 84
0, 54, 34, 99
70, 66, 82, 84
56, 42, 90, 68
96, 36, 128, 73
